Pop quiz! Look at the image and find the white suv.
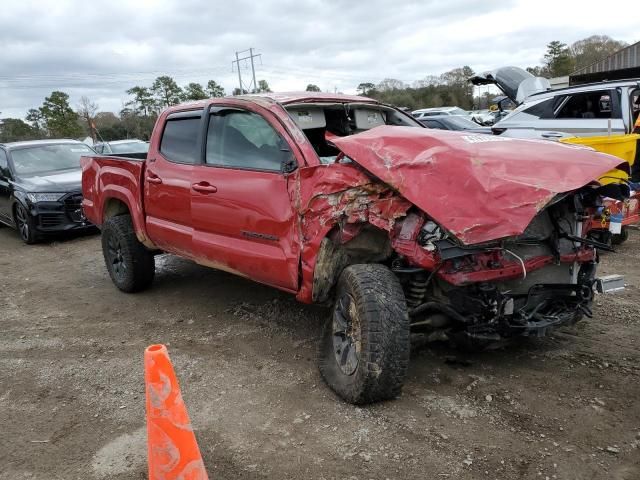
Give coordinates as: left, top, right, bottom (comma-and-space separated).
471, 67, 640, 139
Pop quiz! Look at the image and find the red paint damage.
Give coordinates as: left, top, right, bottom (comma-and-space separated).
332, 126, 625, 244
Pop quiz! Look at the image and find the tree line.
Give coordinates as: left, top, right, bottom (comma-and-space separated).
526, 35, 627, 78
359, 35, 627, 110
357, 65, 478, 111
0, 76, 272, 143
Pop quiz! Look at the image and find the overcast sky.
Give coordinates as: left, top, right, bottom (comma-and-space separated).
0, 0, 637, 118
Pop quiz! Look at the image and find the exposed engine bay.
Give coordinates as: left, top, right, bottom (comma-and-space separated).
392, 191, 605, 347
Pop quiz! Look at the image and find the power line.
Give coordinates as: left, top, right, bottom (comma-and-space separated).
231, 48, 262, 94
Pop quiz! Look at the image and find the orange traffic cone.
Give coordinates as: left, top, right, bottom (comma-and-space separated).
144, 344, 209, 480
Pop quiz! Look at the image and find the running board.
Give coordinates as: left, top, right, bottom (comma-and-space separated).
595, 275, 625, 294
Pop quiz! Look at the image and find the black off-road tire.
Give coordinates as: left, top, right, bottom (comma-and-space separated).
611, 227, 629, 245
101, 214, 155, 293
318, 264, 410, 404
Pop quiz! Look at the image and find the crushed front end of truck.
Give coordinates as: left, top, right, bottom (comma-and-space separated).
305, 127, 629, 348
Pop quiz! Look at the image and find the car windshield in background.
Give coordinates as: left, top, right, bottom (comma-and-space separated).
109, 141, 149, 154
443, 115, 483, 129
10, 144, 94, 175
449, 107, 468, 116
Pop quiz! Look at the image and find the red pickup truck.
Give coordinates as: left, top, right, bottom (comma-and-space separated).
82, 92, 625, 404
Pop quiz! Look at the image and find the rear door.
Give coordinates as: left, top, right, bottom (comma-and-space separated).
504, 89, 625, 138
190, 105, 300, 291
0, 148, 12, 223
544, 89, 625, 136
144, 110, 203, 256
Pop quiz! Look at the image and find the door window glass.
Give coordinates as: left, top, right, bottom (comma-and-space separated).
631, 89, 640, 126
160, 117, 201, 163
0, 149, 8, 170
523, 98, 555, 119
423, 120, 444, 129
206, 110, 290, 171
555, 90, 619, 119
0, 149, 9, 177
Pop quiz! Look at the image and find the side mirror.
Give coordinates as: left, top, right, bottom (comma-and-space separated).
281, 150, 297, 174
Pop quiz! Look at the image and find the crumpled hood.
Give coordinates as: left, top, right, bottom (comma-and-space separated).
332, 126, 624, 245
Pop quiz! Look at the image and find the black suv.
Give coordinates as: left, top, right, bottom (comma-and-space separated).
0, 139, 95, 244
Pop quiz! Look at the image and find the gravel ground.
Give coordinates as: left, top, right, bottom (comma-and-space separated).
1, 226, 639, 479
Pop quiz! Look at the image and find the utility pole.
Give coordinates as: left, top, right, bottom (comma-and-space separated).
231, 48, 262, 94
235, 52, 243, 96
249, 48, 258, 94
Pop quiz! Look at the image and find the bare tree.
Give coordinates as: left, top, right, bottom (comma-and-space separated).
77, 96, 98, 141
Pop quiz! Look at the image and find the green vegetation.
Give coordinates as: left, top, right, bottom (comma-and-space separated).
363, 66, 476, 110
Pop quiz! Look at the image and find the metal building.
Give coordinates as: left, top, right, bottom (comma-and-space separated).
570, 40, 640, 85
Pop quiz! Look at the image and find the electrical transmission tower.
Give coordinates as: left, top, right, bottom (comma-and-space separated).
231, 48, 262, 94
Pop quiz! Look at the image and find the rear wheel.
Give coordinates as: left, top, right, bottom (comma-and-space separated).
318, 264, 410, 404
611, 227, 629, 245
101, 214, 155, 292
14, 203, 38, 244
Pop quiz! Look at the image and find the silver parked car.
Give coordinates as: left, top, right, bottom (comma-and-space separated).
471, 67, 640, 139
411, 107, 468, 120
93, 139, 149, 155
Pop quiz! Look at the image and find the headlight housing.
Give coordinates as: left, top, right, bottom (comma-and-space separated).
26, 192, 66, 203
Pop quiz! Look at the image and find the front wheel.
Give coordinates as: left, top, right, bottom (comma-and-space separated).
14, 203, 38, 244
318, 264, 410, 404
101, 214, 155, 293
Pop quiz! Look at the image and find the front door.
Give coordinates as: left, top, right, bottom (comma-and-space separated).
0, 149, 12, 224
191, 106, 300, 291
144, 110, 203, 256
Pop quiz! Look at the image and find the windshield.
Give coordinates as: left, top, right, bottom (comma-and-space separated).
443, 116, 482, 129
108, 141, 149, 154
10, 144, 93, 175
449, 107, 468, 116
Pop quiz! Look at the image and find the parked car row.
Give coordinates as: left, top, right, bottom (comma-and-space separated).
411, 106, 469, 120
0, 138, 148, 243
0, 140, 96, 243
412, 107, 510, 128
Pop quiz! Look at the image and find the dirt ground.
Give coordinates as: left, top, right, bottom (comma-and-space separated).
1, 226, 639, 480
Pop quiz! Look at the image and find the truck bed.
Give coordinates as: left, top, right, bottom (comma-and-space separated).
80, 155, 146, 228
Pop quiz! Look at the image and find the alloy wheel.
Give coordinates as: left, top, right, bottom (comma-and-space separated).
15, 205, 30, 242
106, 233, 127, 281
332, 293, 361, 376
